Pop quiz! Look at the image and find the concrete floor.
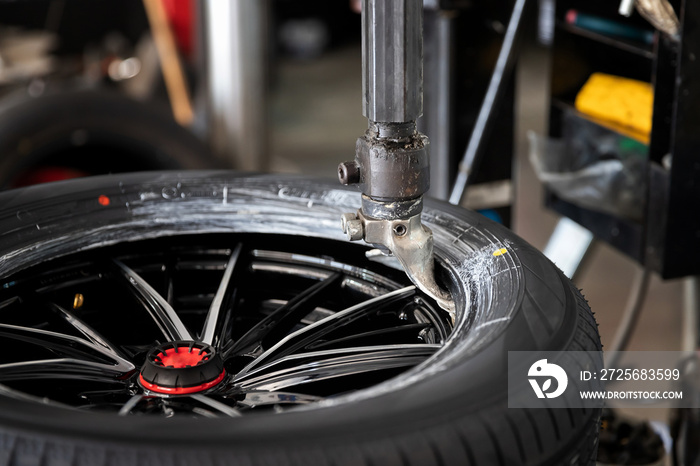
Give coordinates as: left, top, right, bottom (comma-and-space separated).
268, 39, 685, 435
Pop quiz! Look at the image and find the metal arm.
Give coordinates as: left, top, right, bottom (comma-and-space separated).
338, 0, 454, 317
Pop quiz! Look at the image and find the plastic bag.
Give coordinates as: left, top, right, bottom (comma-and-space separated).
527, 113, 647, 220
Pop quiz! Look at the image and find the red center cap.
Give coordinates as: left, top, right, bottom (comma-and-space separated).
139, 341, 225, 395
157, 346, 210, 368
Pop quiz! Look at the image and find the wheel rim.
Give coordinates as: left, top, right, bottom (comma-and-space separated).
0, 234, 453, 417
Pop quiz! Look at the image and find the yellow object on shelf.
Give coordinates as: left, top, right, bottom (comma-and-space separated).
574, 72, 653, 144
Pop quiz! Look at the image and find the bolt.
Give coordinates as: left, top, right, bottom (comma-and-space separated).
345, 219, 364, 241
393, 224, 407, 237
340, 212, 357, 232
338, 161, 361, 185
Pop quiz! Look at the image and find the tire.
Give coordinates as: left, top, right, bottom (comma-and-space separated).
0, 171, 601, 465
0, 89, 218, 188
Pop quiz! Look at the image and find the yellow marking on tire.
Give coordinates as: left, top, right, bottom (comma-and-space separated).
493, 248, 508, 257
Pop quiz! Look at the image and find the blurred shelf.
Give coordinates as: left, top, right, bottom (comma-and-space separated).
551, 98, 651, 145
556, 20, 655, 60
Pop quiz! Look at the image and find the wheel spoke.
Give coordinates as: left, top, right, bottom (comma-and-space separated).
201, 244, 243, 346
113, 260, 192, 341
236, 286, 416, 375
45, 301, 132, 363
305, 322, 432, 351
0, 382, 75, 408
227, 273, 342, 356
165, 266, 175, 305
0, 297, 19, 311
251, 250, 402, 290
233, 344, 440, 392
118, 394, 145, 416
190, 394, 242, 417
78, 388, 133, 404
0, 323, 135, 372
233, 390, 323, 408
0, 358, 130, 382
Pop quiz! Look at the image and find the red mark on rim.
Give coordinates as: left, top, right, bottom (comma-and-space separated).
98, 195, 110, 206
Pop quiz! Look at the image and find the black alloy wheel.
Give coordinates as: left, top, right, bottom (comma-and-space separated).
0, 171, 602, 466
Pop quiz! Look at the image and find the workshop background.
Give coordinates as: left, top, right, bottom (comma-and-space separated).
0, 0, 693, 464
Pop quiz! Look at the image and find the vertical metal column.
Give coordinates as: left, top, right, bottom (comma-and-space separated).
683, 277, 700, 352
201, 0, 269, 171
449, 0, 527, 205
339, 0, 454, 314
420, 9, 453, 200
362, 0, 423, 124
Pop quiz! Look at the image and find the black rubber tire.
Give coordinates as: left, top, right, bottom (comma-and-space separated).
0, 88, 218, 188
0, 171, 601, 466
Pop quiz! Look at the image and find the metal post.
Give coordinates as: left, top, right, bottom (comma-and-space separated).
201, 0, 268, 171
338, 0, 454, 314
420, 9, 453, 200
683, 277, 700, 352
449, 0, 527, 205
362, 0, 423, 124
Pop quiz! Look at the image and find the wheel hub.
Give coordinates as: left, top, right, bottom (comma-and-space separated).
139, 341, 225, 395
